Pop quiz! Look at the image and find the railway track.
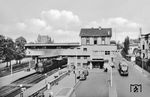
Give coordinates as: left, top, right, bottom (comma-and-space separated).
0, 69, 58, 97
0, 62, 31, 77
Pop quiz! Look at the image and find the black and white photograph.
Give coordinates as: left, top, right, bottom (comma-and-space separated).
0, 0, 150, 97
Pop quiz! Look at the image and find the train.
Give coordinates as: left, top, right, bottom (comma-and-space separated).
35, 58, 68, 73
118, 61, 129, 76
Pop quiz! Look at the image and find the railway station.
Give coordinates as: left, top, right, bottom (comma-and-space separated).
25, 27, 117, 69
2, 1, 150, 97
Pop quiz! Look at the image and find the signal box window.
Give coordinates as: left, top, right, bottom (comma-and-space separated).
77, 56, 81, 59
94, 37, 97, 45
105, 51, 110, 55
102, 37, 105, 44
84, 56, 87, 59
83, 48, 87, 51
86, 37, 90, 45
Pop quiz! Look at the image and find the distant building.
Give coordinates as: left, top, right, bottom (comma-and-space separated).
129, 39, 140, 55
37, 34, 53, 43
130, 39, 140, 45
140, 33, 150, 59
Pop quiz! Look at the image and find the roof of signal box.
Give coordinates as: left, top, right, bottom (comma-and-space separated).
80, 27, 112, 37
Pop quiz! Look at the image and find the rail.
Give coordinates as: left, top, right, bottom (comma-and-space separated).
28, 70, 69, 97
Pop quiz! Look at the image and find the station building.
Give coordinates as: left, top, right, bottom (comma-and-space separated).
25, 27, 117, 69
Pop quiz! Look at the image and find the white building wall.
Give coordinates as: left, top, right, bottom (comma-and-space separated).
80, 45, 117, 61
81, 37, 86, 45
97, 37, 102, 44
129, 45, 139, 55
26, 49, 45, 56
104, 37, 110, 44
90, 37, 94, 45
67, 56, 90, 69
107, 37, 111, 44
26, 49, 62, 57
81, 37, 111, 45
105, 37, 108, 44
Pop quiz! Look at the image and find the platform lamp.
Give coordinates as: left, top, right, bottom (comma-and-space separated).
20, 84, 23, 97
10, 62, 13, 82
44, 73, 47, 85
110, 65, 113, 87
75, 47, 78, 84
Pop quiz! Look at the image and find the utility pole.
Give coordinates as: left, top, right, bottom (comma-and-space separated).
140, 27, 144, 74
11, 62, 12, 75
110, 66, 112, 87
75, 47, 77, 84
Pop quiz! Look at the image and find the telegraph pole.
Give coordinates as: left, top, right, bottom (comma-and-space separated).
139, 27, 144, 73
110, 66, 112, 87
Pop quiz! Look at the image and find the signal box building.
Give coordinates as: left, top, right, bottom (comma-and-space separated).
25, 27, 117, 69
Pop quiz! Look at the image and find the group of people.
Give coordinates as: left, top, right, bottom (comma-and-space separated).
103, 61, 115, 72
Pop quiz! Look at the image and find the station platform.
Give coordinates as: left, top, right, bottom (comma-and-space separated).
0, 69, 36, 88
44, 72, 79, 97
15, 68, 73, 97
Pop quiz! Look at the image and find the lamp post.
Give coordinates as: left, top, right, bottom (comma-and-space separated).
11, 62, 13, 82
74, 47, 77, 85
142, 53, 144, 74
20, 84, 23, 97
73, 67, 76, 85
28, 60, 31, 70
110, 66, 112, 87
44, 73, 47, 85
11, 62, 12, 75
58, 67, 61, 75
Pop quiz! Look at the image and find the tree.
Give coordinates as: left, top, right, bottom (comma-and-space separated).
0, 35, 5, 60
15, 36, 27, 50
15, 36, 27, 63
121, 36, 130, 58
124, 36, 130, 54
3, 38, 15, 67
116, 41, 123, 50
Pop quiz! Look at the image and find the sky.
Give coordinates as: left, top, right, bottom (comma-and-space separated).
0, 0, 150, 43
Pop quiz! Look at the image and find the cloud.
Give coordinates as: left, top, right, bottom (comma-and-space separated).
29, 18, 46, 27
86, 17, 142, 42
16, 22, 26, 30
0, 11, 143, 43
105, 17, 141, 28
41, 9, 80, 24
0, 9, 82, 43
50, 30, 80, 43
86, 17, 141, 28
41, 9, 81, 30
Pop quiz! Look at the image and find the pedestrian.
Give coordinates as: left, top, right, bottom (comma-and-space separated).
47, 82, 51, 90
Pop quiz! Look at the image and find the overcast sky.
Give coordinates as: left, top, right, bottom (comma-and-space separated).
0, 0, 150, 43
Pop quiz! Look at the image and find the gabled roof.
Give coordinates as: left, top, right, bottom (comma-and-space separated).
79, 27, 112, 37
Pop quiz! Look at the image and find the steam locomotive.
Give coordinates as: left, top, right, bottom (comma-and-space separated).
35, 58, 68, 73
